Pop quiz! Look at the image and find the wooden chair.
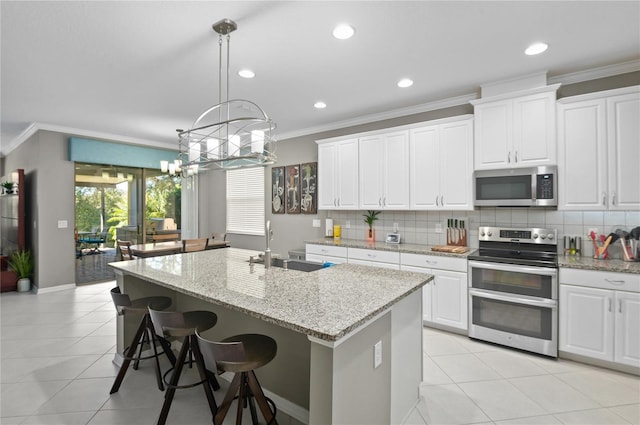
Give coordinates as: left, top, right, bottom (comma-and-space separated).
182, 238, 208, 253
151, 233, 180, 242
117, 239, 134, 260
211, 232, 227, 241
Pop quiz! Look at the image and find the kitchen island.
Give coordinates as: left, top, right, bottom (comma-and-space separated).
110, 248, 431, 424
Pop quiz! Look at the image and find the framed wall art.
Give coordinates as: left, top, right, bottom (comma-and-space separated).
300, 162, 317, 214
271, 166, 285, 214
285, 164, 301, 214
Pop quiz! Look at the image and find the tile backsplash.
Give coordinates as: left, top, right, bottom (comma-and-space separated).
327, 208, 640, 259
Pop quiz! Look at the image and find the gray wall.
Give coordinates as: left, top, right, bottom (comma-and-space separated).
2, 130, 76, 290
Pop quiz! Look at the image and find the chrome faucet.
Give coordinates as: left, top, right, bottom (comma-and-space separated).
264, 220, 273, 268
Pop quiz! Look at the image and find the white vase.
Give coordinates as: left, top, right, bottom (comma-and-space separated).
17, 278, 30, 292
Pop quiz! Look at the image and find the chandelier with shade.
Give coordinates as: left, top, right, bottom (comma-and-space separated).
174, 18, 277, 175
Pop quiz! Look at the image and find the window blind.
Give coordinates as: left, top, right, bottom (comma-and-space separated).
226, 168, 265, 236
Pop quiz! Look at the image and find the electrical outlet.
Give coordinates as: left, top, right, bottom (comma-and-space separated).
312, 219, 321, 228
393, 222, 399, 232
374, 340, 382, 369
435, 223, 442, 233
345, 220, 351, 229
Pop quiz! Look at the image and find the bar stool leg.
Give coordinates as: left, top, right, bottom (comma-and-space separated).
157, 338, 190, 425
191, 335, 218, 417
214, 373, 242, 425
110, 316, 147, 394
149, 325, 165, 391
247, 371, 277, 425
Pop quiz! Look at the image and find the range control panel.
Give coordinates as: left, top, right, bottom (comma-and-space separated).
478, 227, 557, 245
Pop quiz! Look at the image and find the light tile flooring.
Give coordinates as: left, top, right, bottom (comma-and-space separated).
1, 281, 639, 425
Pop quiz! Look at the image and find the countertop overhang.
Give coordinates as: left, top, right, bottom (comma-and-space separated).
109, 248, 431, 341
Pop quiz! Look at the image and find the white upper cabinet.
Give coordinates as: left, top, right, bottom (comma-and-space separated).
317, 138, 358, 210
558, 86, 640, 211
359, 130, 410, 209
410, 116, 474, 210
472, 85, 559, 170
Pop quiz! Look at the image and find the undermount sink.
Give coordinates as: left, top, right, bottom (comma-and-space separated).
271, 258, 326, 272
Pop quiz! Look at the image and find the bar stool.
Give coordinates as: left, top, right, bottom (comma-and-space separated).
109, 287, 174, 394
148, 307, 219, 425
196, 332, 278, 425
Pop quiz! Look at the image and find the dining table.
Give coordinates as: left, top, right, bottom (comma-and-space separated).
129, 240, 230, 258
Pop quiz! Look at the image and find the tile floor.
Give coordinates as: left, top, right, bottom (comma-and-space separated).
1, 281, 639, 425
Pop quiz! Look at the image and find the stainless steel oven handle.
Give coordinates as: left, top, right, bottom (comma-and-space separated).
469, 288, 558, 308
468, 260, 558, 276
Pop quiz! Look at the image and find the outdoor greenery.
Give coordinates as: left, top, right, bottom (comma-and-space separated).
75, 174, 180, 247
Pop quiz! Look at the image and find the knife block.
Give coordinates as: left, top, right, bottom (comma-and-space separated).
446, 230, 467, 247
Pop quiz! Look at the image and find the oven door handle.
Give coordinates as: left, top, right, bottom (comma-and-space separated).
468, 260, 558, 276
469, 288, 558, 308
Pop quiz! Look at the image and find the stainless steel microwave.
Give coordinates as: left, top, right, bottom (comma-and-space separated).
474, 166, 557, 207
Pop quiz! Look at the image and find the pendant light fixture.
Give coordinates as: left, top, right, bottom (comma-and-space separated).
176, 18, 277, 173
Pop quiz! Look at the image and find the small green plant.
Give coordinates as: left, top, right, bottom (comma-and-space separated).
2, 181, 14, 192
363, 210, 381, 237
8, 249, 33, 279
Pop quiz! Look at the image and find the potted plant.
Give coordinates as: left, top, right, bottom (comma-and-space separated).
8, 249, 33, 292
2, 181, 14, 195
363, 210, 380, 242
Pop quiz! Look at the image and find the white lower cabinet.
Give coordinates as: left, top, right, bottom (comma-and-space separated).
401, 254, 467, 331
305, 244, 347, 264
347, 247, 400, 270
559, 269, 640, 368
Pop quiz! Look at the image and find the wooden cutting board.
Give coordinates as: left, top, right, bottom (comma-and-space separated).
431, 245, 469, 254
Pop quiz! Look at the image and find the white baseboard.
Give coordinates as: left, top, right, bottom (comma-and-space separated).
34, 283, 76, 294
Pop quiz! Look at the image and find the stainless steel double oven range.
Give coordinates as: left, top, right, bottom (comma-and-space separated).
468, 226, 559, 357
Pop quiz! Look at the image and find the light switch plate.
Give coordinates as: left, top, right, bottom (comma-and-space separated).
374, 340, 382, 368
57, 220, 68, 229
312, 219, 321, 228
435, 223, 442, 233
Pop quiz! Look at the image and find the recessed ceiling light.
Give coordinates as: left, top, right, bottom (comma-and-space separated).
314, 101, 327, 109
238, 69, 255, 78
525, 42, 548, 56
333, 24, 355, 40
397, 78, 414, 88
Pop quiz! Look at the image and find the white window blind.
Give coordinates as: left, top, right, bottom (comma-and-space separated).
226, 168, 265, 236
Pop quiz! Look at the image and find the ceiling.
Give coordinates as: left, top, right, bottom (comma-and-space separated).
2, 1, 639, 155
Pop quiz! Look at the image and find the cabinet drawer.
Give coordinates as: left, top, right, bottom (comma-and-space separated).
400, 253, 467, 273
306, 244, 347, 258
348, 248, 399, 264
560, 268, 640, 293
306, 253, 347, 265
348, 258, 400, 270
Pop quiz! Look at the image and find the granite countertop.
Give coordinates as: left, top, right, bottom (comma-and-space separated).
558, 256, 640, 274
306, 238, 476, 258
110, 248, 431, 341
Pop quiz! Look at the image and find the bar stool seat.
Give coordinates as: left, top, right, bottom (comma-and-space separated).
148, 308, 219, 425
197, 332, 278, 425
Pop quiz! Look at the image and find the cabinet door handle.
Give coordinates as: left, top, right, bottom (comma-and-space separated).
334, 199, 337, 207
602, 192, 607, 206
440, 195, 444, 206
508, 152, 511, 163
605, 279, 625, 285
337, 198, 340, 207
424, 260, 437, 265
619, 300, 622, 313
608, 298, 612, 312
379, 197, 382, 207
383, 197, 387, 207
367, 253, 376, 258
435, 196, 439, 206
515, 151, 518, 163
611, 191, 616, 205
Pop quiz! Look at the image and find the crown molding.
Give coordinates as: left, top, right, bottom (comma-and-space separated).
277, 92, 479, 141
548, 59, 640, 85
1, 122, 175, 157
